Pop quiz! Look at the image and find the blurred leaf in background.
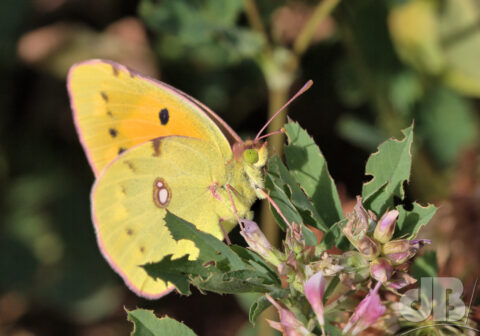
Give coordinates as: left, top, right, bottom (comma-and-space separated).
335, 0, 479, 201
389, 0, 480, 97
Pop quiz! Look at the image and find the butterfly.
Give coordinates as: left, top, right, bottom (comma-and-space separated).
67, 59, 270, 298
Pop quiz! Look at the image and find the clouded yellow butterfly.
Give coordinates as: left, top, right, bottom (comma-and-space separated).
67, 59, 269, 298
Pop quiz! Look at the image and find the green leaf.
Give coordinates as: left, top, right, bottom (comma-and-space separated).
248, 290, 286, 325
229, 245, 280, 285
395, 202, 437, 239
264, 168, 302, 230
191, 270, 274, 294
138, 0, 264, 67
440, 0, 480, 97
143, 255, 208, 295
164, 211, 245, 271
417, 86, 477, 167
284, 122, 344, 227
324, 320, 343, 336
265, 157, 318, 245
411, 251, 438, 281
267, 155, 324, 236
362, 124, 414, 215
317, 219, 349, 251
128, 309, 197, 336
336, 115, 387, 151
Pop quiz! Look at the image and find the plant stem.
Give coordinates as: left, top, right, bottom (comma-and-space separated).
293, 0, 341, 57
260, 85, 291, 249
243, 0, 269, 49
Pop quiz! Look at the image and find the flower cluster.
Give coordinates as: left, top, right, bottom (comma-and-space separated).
241, 196, 431, 335
342, 197, 430, 293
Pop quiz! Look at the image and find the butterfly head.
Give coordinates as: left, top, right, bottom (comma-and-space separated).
232, 140, 268, 199
233, 140, 268, 167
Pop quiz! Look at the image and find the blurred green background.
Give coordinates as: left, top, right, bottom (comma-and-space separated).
1, 0, 479, 335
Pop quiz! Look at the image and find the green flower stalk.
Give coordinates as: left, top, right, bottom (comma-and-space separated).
341, 251, 370, 284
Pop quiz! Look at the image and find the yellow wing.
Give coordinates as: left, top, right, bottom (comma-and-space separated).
92, 136, 251, 298
68, 59, 233, 176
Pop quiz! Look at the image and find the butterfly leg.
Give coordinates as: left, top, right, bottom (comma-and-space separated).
218, 218, 232, 246
256, 188, 292, 229
225, 184, 243, 229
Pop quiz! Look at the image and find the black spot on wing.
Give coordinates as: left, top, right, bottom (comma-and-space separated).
111, 65, 119, 77
159, 108, 169, 125
100, 91, 109, 102
124, 160, 136, 172
126, 228, 133, 236
109, 128, 117, 137
151, 138, 162, 157
118, 147, 126, 155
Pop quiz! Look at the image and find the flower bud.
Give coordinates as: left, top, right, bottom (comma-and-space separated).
353, 196, 370, 229
286, 222, 305, 255
240, 220, 280, 266
373, 209, 399, 243
343, 197, 370, 244
382, 239, 411, 265
357, 236, 380, 260
386, 271, 417, 291
410, 239, 432, 250
370, 258, 393, 283
304, 271, 326, 330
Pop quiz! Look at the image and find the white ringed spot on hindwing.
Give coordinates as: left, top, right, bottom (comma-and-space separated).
153, 178, 171, 208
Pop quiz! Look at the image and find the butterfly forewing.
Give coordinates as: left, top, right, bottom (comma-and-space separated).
68, 59, 232, 175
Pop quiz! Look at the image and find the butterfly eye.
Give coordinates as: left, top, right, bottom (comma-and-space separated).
243, 149, 259, 164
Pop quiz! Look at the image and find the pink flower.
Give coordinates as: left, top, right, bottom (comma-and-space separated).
342, 282, 386, 335
265, 294, 310, 336
304, 271, 326, 332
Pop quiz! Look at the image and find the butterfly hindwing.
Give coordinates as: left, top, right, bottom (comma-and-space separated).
68, 59, 232, 176
92, 136, 237, 298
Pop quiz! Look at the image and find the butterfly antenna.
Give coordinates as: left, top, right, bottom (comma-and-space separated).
255, 80, 313, 141
257, 189, 292, 229
256, 128, 286, 141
